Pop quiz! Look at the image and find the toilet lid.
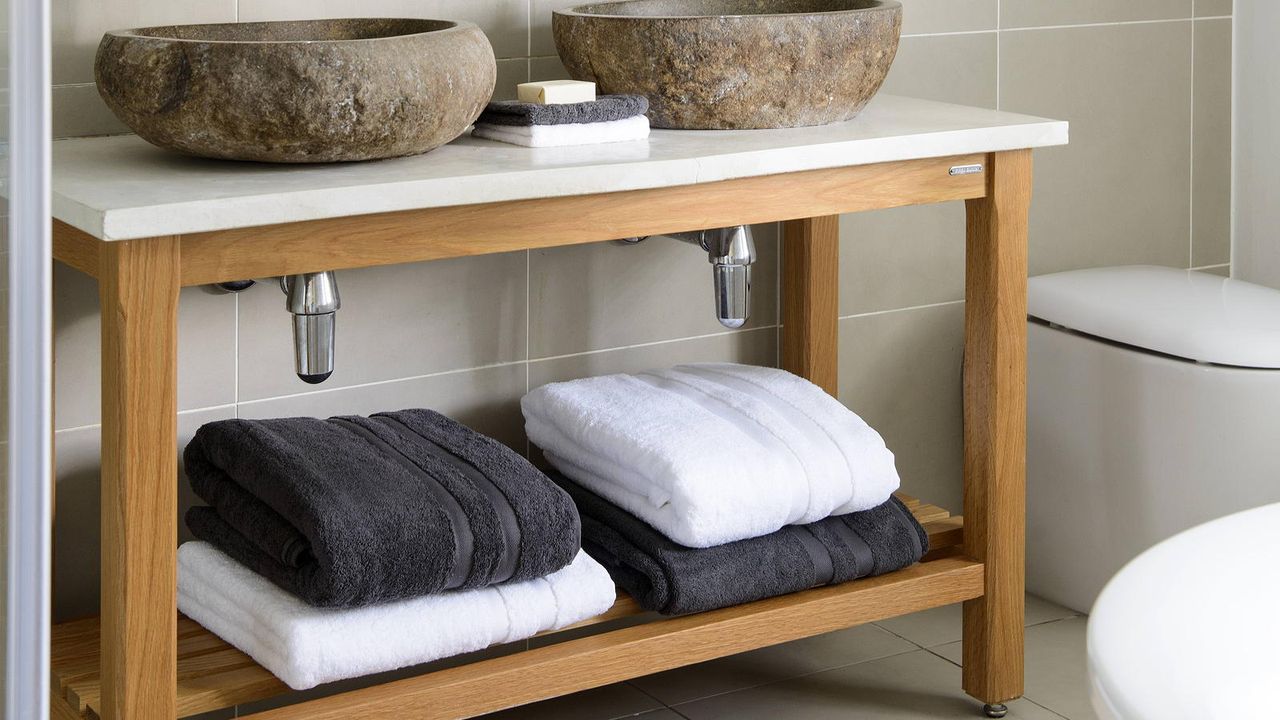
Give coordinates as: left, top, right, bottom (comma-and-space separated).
1088, 503, 1280, 720
1028, 266, 1280, 369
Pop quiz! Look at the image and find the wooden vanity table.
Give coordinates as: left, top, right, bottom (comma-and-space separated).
45, 94, 1067, 720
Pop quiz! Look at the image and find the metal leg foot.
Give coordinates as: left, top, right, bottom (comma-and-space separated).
983, 704, 1009, 718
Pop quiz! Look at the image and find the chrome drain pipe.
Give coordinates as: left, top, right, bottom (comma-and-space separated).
280, 271, 340, 384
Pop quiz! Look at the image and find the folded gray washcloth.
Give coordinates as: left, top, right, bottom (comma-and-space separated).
184, 409, 581, 608
552, 470, 927, 616
476, 94, 649, 127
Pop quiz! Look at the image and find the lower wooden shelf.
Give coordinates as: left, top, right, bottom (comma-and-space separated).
51, 496, 970, 720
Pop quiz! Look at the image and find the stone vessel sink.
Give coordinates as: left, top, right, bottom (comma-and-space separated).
554, 0, 901, 130
95, 19, 496, 163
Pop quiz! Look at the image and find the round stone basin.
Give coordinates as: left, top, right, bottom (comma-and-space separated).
554, 0, 901, 130
95, 19, 496, 163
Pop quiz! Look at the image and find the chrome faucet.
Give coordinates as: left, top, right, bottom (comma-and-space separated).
280, 271, 340, 384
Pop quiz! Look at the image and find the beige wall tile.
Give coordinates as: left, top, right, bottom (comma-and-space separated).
1001, 22, 1193, 275
528, 225, 778, 358
52, 407, 234, 621
1001, 0, 1192, 28
1195, 0, 1232, 16
494, 57, 530, 101
529, 55, 569, 82
528, 326, 778, 388
52, 83, 128, 139
236, 0, 530, 59
238, 362, 528, 451
53, 264, 238, 430
899, 0, 997, 35
838, 303, 964, 513
236, 252, 526, 403
840, 32, 996, 315
1192, 19, 1232, 267
51, 0, 236, 85
531, 0, 579, 57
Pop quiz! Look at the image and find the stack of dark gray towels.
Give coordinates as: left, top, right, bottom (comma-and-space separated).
471, 95, 650, 147
177, 409, 616, 690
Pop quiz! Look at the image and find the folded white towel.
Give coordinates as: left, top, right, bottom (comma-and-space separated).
522, 363, 900, 548
177, 542, 616, 690
472, 115, 650, 147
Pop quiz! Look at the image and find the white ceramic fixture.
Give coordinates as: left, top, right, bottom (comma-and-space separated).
1088, 502, 1280, 719
1027, 265, 1280, 613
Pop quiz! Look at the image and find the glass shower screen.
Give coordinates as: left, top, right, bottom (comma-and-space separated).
4, 0, 53, 714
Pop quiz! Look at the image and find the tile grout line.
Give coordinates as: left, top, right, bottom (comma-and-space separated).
54, 323, 783, 434
1001, 15, 1216, 33
529, 325, 779, 364
838, 298, 964, 322
233, 289, 240, 419
1189, 9, 1197, 267
995, 0, 1001, 110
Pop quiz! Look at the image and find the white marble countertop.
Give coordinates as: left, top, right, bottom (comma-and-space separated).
46, 95, 1067, 241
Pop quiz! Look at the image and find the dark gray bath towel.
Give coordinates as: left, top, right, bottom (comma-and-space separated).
476, 95, 649, 127
184, 409, 581, 608
553, 473, 927, 616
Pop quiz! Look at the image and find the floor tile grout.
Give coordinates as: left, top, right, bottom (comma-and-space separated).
1023, 695, 1073, 720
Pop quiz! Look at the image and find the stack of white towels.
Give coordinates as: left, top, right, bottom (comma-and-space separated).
179, 543, 613, 690
523, 362, 901, 548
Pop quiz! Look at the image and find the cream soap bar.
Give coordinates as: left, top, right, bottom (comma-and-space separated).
517, 80, 596, 104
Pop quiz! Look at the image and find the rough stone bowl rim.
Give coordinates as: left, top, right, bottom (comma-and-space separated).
102, 17, 479, 46
554, 0, 900, 21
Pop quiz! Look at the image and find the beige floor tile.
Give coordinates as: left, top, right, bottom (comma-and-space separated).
933, 617, 1094, 720
876, 594, 1080, 648
674, 649, 1061, 719
479, 682, 664, 720
631, 624, 916, 705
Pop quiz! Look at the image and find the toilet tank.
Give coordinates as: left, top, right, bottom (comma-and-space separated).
1026, 266, 1280, 613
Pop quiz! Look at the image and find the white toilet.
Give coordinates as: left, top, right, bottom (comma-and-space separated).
1026, 265, 1280, 613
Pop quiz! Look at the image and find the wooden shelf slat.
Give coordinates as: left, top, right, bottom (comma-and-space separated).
51, 500, 963, 720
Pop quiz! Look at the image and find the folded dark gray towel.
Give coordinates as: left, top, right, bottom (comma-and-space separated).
476, 94, 649, 127
553, 472, 927, 615
184, 409, 581, 608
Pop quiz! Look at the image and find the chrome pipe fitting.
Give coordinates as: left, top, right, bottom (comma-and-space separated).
280, 272, 340, 384
668, 225, 756, 328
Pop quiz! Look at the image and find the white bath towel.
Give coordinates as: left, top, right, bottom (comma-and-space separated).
522, 363, 900, 548
471, 115, 650, 147
177, 542, 616, 690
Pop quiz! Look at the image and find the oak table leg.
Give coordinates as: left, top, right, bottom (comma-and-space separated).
781, 215, 840, 395
98, 237, 181, 720
961, 150, 1031, 711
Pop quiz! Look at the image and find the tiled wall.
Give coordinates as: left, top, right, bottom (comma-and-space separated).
51, 0, 1233, 623
1232, 0, 1278, 288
